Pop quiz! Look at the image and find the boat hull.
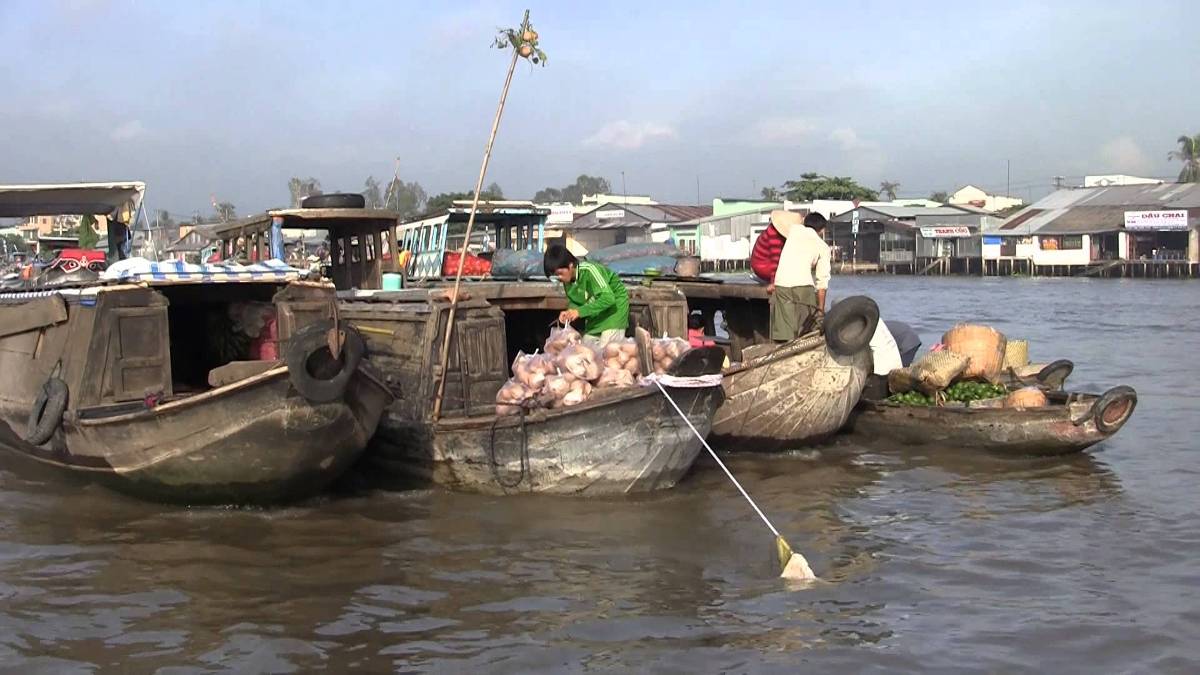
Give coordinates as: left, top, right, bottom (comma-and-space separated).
844, 390, 1134, 457
365, 384, 723, 496
710, 334, 871, 451
0, 367, 392, 504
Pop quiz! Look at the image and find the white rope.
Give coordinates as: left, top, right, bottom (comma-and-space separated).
652, 379, 781, 539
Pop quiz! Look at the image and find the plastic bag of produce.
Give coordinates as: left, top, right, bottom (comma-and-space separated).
600, 338, 642, 377
595, 367, 637, 388
911, 351, 969, 395
511, 350, 556, 394
557, 343, 603, 382
943, 324, 1007, 380
588, 242, 684, 264
544, 325, 582, 357
495, 380, 535, 416
650, 336, 691, 375
490, 248, 545, 279
539, 372, 594, 408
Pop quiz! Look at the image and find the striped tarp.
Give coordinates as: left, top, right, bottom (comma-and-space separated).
101, 258, 304, 285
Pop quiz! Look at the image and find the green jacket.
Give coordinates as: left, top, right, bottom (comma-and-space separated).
564, 261, 630, 335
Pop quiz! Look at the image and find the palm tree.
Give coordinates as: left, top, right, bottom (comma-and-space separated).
1168, 134, 1200, 183
879, 180, 900, 200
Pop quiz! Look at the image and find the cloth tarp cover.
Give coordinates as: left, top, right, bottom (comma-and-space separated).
100, 258, 304, 284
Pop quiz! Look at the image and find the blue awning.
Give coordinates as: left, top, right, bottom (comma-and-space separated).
100, 258, 305, 285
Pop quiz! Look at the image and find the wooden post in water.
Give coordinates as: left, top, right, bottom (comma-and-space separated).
432, 10, 532, 420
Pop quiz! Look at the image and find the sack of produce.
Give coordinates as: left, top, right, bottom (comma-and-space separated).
556, 343, 603, 382
650, 336, 691, 375
1004, 386, 1048, 408
600, 339, 642, 377
588, 242, 684, 264
887, 367, 917, 394
544, 325, 582, 357
943, 324, 1007, 380
495, 380, 535, 416
1003, 339, 1029, 370
911, 351, 969, 395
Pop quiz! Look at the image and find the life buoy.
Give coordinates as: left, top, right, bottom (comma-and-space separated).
285, 320, 365, 403
25, 377, 68, 446
823, 295, 880, 356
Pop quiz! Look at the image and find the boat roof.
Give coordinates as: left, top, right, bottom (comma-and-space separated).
100, 258, 308, 286
0, 181, 146, 218
209, 208, 399, 238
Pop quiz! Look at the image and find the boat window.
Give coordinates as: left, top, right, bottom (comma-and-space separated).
336, 238, 346, 265
365, 233, 376, 261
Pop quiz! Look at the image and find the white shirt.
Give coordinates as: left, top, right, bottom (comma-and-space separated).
869, 320, 904, 375
774, 226, 831, 290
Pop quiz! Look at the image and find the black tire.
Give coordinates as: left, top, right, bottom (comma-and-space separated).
286, 320, 365, 403
1091, 385, 1137, 434
301, 193, 366, 209
667, 346, 726, 377
25, 377, 68, 446
1036, 359, 1074, 390
823, 296, 880, 356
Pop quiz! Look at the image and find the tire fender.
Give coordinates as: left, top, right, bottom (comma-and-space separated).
1091, 385, 1137, 434
286, 320, 365, 404
25, 377, 68, 446
823, 295, 880, 356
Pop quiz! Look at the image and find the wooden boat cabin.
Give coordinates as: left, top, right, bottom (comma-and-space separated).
0, 184, 393, 504
396, 201, 548, 279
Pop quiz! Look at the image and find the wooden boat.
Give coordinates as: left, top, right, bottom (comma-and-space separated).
636, 278, 879, 450
844, 386, 1137, 456
0, 183, 392, 504
210, 203, 725, 496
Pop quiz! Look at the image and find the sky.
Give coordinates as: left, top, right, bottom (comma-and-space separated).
1, 0, 1197, 218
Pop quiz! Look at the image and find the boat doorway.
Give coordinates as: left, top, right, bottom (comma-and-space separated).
158, 284, 283, 394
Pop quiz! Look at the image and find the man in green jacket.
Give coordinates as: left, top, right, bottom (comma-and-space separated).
544, 243, 630, 346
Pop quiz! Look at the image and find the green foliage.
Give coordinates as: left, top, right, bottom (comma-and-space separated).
214, 202, 236, 223
288, 177, 323, 207
493, 21, 547, 66
533, 174, 610, 203
3, 233, 28, 254
879, 180, 900, 200
362, 176, 383, 209
1168, 133, 1200, 183
760, 186, 781, 201
384, 176, 428, 220
77, 214, 99, 249
426, 185, 505, 214
777, 173, 879, 202
929, 190, 950, 203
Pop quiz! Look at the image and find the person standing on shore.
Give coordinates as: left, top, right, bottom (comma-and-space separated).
767, 210, 831, 342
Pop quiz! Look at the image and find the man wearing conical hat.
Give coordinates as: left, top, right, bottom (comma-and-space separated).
766, 210, 831, 342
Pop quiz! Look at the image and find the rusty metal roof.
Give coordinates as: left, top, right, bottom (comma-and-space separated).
998, 183, 1200, 235
565, 203, 713, 230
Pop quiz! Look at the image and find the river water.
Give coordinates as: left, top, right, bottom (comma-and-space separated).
1, 277, 1198, 673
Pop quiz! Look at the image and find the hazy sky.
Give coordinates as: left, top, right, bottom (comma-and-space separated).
2, 0, 1196, 217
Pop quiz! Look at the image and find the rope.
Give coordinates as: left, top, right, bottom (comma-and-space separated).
489, 405, 530, 489
652, 379, 781, 539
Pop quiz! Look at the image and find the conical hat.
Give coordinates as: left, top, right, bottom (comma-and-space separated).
769, 210, 802, 238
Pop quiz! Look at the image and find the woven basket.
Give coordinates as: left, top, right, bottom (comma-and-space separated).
887, 367, 917, 394
944, 324, 1007, 380
911, 351, 969, 394
1003, 339, 1029, 369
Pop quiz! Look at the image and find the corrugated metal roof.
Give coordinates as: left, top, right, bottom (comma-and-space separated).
997, 183, 1200, 235
566, 203, 712, 230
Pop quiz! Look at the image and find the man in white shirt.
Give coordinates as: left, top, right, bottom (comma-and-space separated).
768, 210, 831, 342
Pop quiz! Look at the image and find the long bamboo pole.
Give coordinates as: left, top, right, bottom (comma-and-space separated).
432, 10, 529, 420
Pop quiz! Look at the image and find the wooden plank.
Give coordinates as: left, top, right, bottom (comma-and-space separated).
0, 296, 68, 339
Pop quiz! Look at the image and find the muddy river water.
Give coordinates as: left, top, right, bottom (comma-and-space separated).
1, 276, 1197, 673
